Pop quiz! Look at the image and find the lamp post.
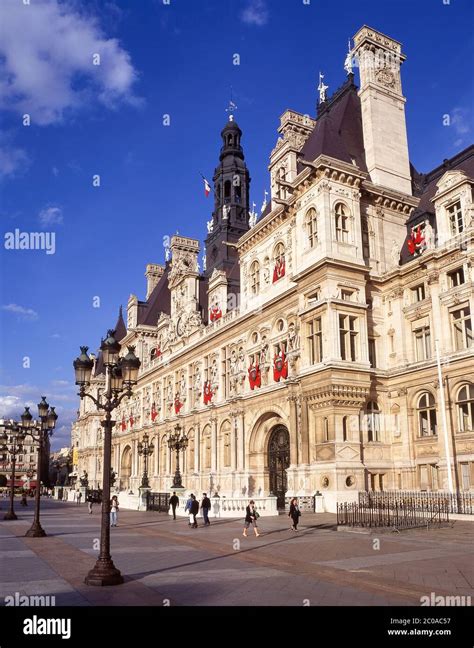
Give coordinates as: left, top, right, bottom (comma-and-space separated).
73, 332, 140, 586
22, 399, 58, 537
0, 424, 26, 520
167, 423, 188, 489
137, 433, 154, 488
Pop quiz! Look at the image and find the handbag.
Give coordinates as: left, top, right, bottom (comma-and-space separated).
254, 510, 260, 519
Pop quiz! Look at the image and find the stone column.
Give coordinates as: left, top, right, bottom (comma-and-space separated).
288, 395, 298, 466
300, 398, 310, 464
211, 415, 218, 472
195, 423, 200, 473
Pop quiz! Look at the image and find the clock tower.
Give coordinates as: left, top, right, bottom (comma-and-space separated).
353, 25, 412, 195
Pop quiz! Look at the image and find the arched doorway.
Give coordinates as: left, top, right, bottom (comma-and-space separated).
120, 446, 132, 491
268, 425, 290, 509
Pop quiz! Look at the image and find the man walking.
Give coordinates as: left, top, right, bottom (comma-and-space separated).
201, 493, 211, 526
190, 494, 199, 528
169, 491, 179, 520
185, 494, 193, 526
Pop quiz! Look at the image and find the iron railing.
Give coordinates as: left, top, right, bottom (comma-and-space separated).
358, 490, 474, 515
337, 500, 450, 530
147, 491, 170, 512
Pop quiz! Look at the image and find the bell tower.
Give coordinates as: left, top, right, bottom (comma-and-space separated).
205, 113, 251, 297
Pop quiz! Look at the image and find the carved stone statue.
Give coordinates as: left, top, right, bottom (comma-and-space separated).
207, 219, 214, 234
390, 240, 400, 268
287, 322, 299, 351
424, 219, 435, 250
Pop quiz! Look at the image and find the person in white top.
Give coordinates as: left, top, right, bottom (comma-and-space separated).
110, 495, 119, 527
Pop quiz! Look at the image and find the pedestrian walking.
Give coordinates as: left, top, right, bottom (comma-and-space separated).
110, 495, 119, 527
185, 494, 193, 526
76, 491, 82, 505
87, 494, 93, 514
201, 493, 211, 526
288, 497, 301, 531
243, 500, 260, 537
190, 494, 199, 528
21, 492, 28, 507
169, 491, 179, 520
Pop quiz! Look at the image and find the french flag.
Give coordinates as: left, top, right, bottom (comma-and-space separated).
203, 178, 211, 197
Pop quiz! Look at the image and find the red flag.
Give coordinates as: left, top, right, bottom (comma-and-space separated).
151, 402, 158, 422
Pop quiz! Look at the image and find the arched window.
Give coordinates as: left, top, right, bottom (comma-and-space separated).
224, 180, 231, 203
221, 420, 232, 467
272, 242, 286, 282
335, 203, 350, 243
457, 384, 474, 433
250, 260, 260, 295
305, 208, 318, 248
366, 401, 380, 442
417, 393, 437, 437
203, 426, 211, 469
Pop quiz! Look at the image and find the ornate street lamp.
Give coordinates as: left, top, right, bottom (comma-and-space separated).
73, 333, 140, 587
0, 423, 26, 520
22, 401, 58, 537
137, 432, 154, 489
167, 423, 188, 489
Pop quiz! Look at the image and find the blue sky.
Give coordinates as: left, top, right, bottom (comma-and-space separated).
0, 0, 473, 449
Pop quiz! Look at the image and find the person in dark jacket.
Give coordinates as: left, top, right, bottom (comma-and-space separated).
288, 497, 301, 531
190, 494, 199, 528
201, 493, 211, 526
185, 494, 193, 526
169, 492, 179, 520
243, 500, 260, 537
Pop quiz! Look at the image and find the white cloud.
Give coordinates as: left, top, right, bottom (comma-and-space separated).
52, 166, 59, 177
241, 0, 268, 26
1, 304, 39, 321
39, 205, 63, 228
0, 0, 141, 126
451, 107, 471, 148
0, 144, 29, 179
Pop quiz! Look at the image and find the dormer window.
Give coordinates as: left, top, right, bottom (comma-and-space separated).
447, 201, 464, 236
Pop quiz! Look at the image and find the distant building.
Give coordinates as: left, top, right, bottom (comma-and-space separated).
72, 26, 474, 511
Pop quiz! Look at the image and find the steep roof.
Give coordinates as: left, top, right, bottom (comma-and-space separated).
137, 262, 171, 326
298, 75, 367, 172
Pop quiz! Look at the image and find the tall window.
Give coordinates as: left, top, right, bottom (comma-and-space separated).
452, 307, 473, 350
447, 201, 464, 236
368, 338, 377, 368
222, 420, 232, 467
307, 317, 323, 364
418, 393, 437, 437
273, 242, 285, 264
203, 427, 211, 469
339, 314, 358, 361
305, 208, 318, 248
335, 203, 349, 243
342, 416, 348, 442
366, 401, 380, 442
323, 417, 329, 442
414, 325, 431, 361
361, 215, 370, 258
250, 260, 260, 295
457, 384, 474, 433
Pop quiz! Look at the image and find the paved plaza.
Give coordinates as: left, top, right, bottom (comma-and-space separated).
0, 498, 473, 607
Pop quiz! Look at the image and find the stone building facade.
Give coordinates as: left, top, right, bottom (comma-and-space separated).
72, 26, 474, 512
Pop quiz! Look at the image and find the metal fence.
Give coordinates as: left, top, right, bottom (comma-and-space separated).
358, 490, 474, 515
146, 491, 170, 512
337, 500, 450, 530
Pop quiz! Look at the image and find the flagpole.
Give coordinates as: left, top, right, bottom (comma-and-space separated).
435, 338, 455, 493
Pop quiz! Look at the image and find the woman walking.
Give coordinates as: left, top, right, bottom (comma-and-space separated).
288, 497, 301, 531
243, 500, 260, 537
110, 495, 119, 527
